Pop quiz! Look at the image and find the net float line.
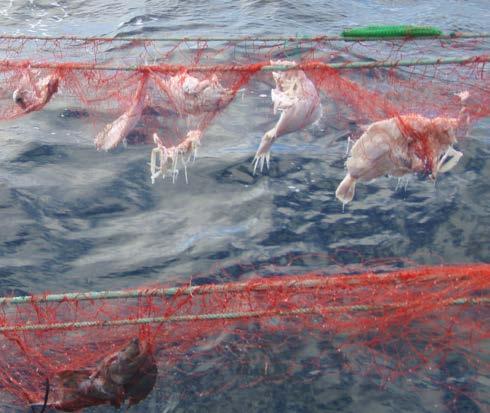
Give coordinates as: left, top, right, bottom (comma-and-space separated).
1, 263, 487, 305
0, 54, 488, 73
0, 263, 488, 409
1, 44, 488, 195
0, 296, 488, 333
0, 31, 489, 43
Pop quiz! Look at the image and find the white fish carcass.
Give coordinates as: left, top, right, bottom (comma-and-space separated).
336, 114, 463, 204
94, 76, 148, 151
254, 60, 322, 173
156, 72, 234, 115
12, 70, 59, 113
150, 129, 202, 184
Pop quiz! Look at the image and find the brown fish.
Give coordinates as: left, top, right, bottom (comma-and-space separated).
30, 338, 157, 412
30, 369, 121, 412
123, 341, 158, 407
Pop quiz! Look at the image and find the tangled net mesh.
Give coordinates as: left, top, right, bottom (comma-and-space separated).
0, 36, 489, 411
0, 263, 488, 411
0, 36, 488, 199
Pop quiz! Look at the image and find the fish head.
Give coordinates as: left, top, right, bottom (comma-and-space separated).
271, 60, 297, 89
125, 353, 158, 407
103, 338, 150, 385
119, 337, 141, 360
12, 88, 28, 109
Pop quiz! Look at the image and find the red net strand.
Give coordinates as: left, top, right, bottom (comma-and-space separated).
0, 37, 488, 203
0, 263, 488, 410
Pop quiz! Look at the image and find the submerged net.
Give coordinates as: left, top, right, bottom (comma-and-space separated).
0, 35, 489, 411
0, 35, 489, 200
0, 263, 488, 411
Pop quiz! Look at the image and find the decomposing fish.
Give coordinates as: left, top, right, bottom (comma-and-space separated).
254, 60, 322, 173
335, 114, 463, 204
30, 338, 157, 412
94, 76, 149, 151
155, 71, 234, 116
150, 129, 202, 183
12, 71, 59, 114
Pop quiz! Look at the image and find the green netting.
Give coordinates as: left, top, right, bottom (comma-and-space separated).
342, 25, 443, 38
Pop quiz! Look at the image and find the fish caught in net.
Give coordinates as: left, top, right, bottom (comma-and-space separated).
0, 263, 488, 411
0, 36, 488, 202
0, 35, 489, 410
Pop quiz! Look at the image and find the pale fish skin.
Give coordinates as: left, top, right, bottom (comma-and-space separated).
12, 71, 59, 113
150, 129, 202, 183
336, 114, 463, 204
155, 72, 234, 115
254, 60, 322, 173
94, 76, 149, 151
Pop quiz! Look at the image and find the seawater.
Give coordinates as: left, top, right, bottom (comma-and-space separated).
0, 1, 489, 412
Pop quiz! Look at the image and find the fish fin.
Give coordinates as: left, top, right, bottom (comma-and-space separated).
253, 151, 271, 175
94, 116, 125, 151
436, 147, 463, 174
335, 174, 356, 204
29, 402, 58, 412
253, 130, 276, 174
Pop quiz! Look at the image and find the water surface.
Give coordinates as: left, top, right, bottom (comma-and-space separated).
0, 1, 489, 412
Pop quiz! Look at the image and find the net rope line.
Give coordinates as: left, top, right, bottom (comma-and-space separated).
1, 32, 489, 43
1, 296, 488, 333
0, 264, 484, 305
1, 55, 488, 73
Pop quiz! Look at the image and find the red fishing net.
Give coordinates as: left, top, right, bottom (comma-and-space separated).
0, 263, 488, 411
0, 36, 489, 411
0, 36, 488, 201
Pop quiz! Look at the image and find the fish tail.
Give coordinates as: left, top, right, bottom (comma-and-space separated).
255, 129, 276, 158
335, 174, 356, 204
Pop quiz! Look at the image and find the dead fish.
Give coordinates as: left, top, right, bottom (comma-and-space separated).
150, 129, 202, 183
99, 338, 146, 385
30, 369, 119, 412
154, 71, 234, 115
254, 60, 322, 173
94, 76, 148, 151
30, 338, 157, 412
123, 343, 158, 407
12, 72, 59, 114
335, 114, 463, 204
94, 337, 158, 407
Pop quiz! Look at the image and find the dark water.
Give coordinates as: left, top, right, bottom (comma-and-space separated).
0, 1, 489, 412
